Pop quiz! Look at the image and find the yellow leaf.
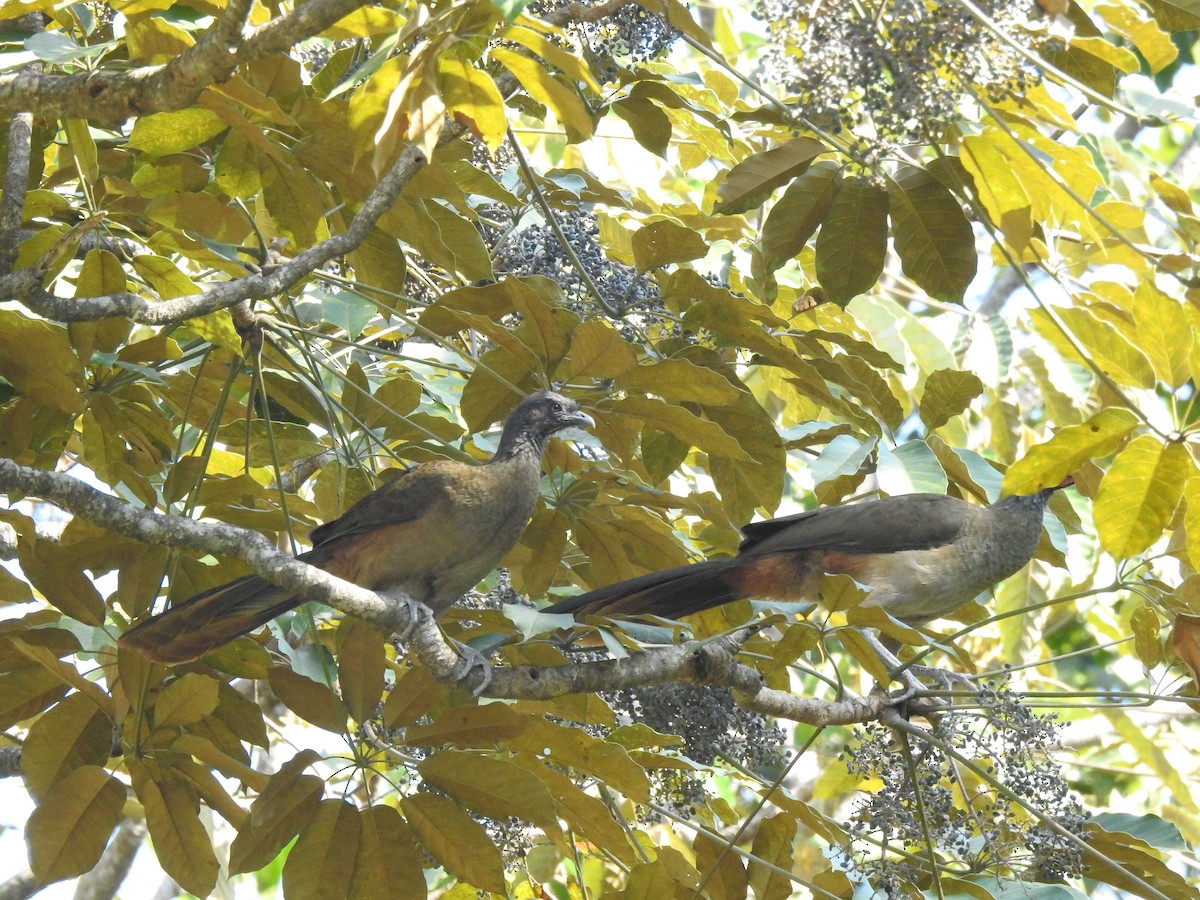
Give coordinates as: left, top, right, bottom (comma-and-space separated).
418, 749, 562, 841
26, 766, 126, 884
608, 396, 752, 461
615, 358, 741, 405
128, 761, 220, 897
1095, 434, 1192, 558
559, 320, 637, 380
438, 56, 506, 152
154, 672, 220, 728
401, 792, 507, 894
1131, 604, 1163, 668
504, 23, 601, 92
1002, 407, 1139, 496
0, 309, 84, 414
491, 47, 595, 142
747, 813, 797, 900
126, 107, 227, 157
20, 694, 111, 801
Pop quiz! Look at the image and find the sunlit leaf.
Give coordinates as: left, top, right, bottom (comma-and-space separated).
747, 813, 796, 900
1002, 407, 1139, 496
1094, 435, 1191, 558
631, 220, 708, 272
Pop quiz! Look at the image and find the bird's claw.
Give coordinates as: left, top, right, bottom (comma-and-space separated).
392, 594, 427, 643
900, 664, 979, 695
450, 639, 494, 697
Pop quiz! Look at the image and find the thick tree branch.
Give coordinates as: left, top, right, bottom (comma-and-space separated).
0, 458, 894, 727
0, 0, 368, 123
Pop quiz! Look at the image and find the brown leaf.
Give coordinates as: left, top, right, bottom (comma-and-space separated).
268, 666, 348, 732
1170, 614, 1200, 691
401, 792, 507, 894
229, 749, 325, 874
338, 618, 386, 724
26, 765, 126, 884
128, 760, 219, 898
21, 693, 112, 801
154, 672, 220, 728
282, 799, 361, 900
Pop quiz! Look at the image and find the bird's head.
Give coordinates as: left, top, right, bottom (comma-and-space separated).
496, 391, 594, 458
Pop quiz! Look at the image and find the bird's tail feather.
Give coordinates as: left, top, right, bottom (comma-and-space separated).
118, 574, 303, 664
544, 558, 741, 620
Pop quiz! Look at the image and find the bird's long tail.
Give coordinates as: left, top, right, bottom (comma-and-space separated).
543, 558, 743, 620
118, 560, 319, 663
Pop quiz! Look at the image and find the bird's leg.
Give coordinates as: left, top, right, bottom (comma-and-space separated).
862, 631, 979, 697
379, 588, 427, 643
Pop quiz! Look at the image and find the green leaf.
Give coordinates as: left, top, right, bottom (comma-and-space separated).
350, 806, 426, 900
613, 97, 672, 158
747, 813, 796, 900
26, 766, 126, 884
127, 107, 227, 156
1002, 407, 1139, 496
559, 319, 638, 379
759, 160, 841, 273
919, 368, 985, 431
338, 619, 385, 724
875, 441, 948, 496
814, 176, 888, 304
887, 164, 977, 303
1094, 434, 1192, 558
0, 310, 84, 414
400, 793, 507, 895
1090, 812, 1190, 852
631, 220, 708, 272
714, 137, 827, 215
267, 667, 348, 732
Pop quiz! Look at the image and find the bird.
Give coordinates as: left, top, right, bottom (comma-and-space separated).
120, 391, 594, 664
542, 481, 1071, 630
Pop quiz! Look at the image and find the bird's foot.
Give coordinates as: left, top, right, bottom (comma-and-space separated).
899, 664, 979, 696
389, 592, 427, 643
450, 639, 494, 697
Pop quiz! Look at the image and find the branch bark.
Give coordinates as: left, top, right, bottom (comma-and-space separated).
0, 458, 897, 728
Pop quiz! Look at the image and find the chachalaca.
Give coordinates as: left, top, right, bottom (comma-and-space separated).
543, 482, 1070, 628
120, 391, 593, 664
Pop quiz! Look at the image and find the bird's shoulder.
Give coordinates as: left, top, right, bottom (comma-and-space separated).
308, 457, 483, 547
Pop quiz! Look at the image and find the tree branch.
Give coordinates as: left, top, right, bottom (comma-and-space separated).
0, 458, 894, 727
0, 0, 368, 123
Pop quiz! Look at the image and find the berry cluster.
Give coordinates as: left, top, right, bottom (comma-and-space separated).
493, 210, 661, 318
755, 0, 1048, 149
839, 679, 1086, 895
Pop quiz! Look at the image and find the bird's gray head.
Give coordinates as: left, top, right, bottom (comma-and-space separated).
495, 391, 594, 459
997, 475, 1074, 511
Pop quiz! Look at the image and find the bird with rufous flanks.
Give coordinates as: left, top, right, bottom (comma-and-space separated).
542, 479, 1072, 632
120, 391, 593, 664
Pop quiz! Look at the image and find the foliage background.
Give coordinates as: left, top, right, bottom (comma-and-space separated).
1, 0, 1199, 897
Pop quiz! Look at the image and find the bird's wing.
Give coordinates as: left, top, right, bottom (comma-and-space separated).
307, 462, 457, 548
740, 493, 974, 556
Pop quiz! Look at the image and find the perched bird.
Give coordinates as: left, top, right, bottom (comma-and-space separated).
543, 482, 1070, 628
121, 391, 593, 664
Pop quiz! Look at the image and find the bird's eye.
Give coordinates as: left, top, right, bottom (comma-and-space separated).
552, 401, 564, 413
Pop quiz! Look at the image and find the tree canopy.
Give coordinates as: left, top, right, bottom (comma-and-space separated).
1, 0, 1199, 898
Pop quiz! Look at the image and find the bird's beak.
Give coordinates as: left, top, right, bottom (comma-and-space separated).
568, 409, 595, 430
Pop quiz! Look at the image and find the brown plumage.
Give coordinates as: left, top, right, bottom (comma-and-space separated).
543, 483, 1070, 626
120, 391, 593, 664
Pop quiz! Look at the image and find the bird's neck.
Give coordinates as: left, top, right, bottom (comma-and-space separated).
491, 430, 545, 465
